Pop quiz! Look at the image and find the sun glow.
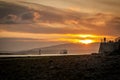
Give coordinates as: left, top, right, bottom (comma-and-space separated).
79, 39, 94, 44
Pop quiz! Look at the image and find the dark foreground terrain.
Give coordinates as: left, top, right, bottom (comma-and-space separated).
0, 55, 120, 80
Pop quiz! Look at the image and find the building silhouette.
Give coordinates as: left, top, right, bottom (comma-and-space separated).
99, 37, 120, 55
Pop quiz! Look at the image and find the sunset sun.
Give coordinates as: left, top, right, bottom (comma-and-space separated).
79, 39, 94, 44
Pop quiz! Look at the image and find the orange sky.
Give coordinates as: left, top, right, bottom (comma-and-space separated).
0, 0, 120, 51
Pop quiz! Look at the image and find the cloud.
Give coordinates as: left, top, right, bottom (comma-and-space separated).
2, 14, 18, 24
21, 12, 34, 20
0, 1, 87, 24
0, 1, 120, 37
0, 1, 29, 18
33, 12, 41, 22
0, 38, 40, 42
95, 0, 120, 7
0, 24, 86, 34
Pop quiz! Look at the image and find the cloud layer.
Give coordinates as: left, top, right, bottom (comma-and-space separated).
0, 1, 120, 36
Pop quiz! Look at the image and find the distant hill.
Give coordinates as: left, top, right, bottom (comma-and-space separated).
15, 43, 99, 55
0, 51, 14, 55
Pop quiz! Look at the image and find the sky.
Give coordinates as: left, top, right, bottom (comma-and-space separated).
0, 0, 120, 51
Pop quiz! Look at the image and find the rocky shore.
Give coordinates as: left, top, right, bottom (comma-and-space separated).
0, 55, 120, 80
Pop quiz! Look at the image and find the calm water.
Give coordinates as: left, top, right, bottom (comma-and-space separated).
0, 53, 90, 57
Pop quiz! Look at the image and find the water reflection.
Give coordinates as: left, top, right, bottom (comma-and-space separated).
0, 53, 89, 57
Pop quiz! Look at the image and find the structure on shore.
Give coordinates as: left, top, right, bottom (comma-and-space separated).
99, 37, 120, 55
60, 49, 68, 54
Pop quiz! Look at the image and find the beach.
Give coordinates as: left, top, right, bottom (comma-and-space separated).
0, 55, 120, 80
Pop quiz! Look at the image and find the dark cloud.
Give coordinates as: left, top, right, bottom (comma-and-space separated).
0, 1, 87, 24
1, 14, 18, 24
0, 1, 29, 18
0, 1, 31, 24
21, 12, 34, 20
